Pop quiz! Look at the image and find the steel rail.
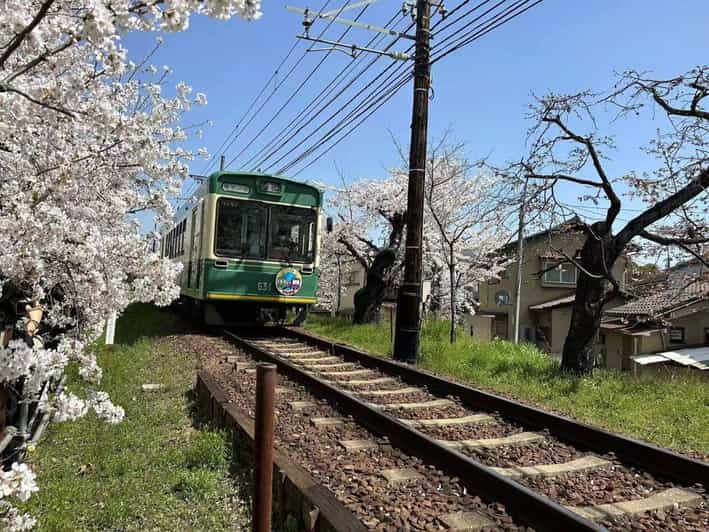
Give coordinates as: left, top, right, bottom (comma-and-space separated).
283, 327, 709, 489
224, 329, 604, 532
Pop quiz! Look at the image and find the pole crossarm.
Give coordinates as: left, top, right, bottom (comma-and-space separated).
287, 5, 416, 40
296, 34, 411, 60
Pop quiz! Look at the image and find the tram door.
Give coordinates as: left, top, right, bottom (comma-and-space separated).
187, 202, 204, 289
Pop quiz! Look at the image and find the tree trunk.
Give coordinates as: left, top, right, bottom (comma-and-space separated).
353, 248, 396, 324
561, 227, 618, 374
449, 260, 456, 343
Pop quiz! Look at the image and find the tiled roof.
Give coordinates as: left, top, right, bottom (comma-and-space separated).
605, 279, 708, 318
501, 216, 582, 252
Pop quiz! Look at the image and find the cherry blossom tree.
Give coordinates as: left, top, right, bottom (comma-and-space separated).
0, 1, 261, 528
323, 141, 511, 332
328, 171, 408, 323
506, 66, 708, 375
424, 143, 510, 342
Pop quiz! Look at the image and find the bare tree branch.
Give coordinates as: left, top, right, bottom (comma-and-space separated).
616, 168, 709, 247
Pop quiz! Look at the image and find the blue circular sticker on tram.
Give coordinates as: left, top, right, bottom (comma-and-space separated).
275, 267, 303, 296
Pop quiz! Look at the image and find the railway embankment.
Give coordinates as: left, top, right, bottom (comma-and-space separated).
20, 304, 249, 531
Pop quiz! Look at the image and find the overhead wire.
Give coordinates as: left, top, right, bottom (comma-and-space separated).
269, 50, 414, 174
290, 74, 412, 177
431, 0, 543, 64
224, 0, 363, 169
209, 0, 340, 168
274, 0, 541, 175
177, 0, 336, 208
273, 65, 414, 174
228, 0, 543, 178
255, 18, 416, 173
430, 0, 497, 33
199, 40, 301, 177
242, 10, 406, 172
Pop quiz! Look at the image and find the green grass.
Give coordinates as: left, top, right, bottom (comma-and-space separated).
22, 304, 248, 531
306, 315, 709, 455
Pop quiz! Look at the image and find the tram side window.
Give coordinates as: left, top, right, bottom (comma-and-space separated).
215, 198, 267, 259
269, 206, 316, 263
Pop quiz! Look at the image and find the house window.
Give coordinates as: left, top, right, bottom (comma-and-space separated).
669, 327, 685, 344
345, 271, 360, 285
523, 326, 532, 342
494, 290, 511, 306
542, 260, 577, 284
705, 327, 709, 344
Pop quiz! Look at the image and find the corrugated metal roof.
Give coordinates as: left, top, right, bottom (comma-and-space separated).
631, 346, 709, 370
632, 354, 669, 366
528, 294, 575, 311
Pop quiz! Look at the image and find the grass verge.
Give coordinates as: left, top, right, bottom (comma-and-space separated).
305, 315, 709, 456
22, 304, 248, 531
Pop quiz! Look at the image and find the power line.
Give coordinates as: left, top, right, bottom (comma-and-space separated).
199, 40, 302, 177
432, 0, 526, 53
430, 0, 498, 34
431, 0, 543, 64
290, 74, 412, 177
268, 57, 413, 174
224, 0, 362, 169
282, 72, 413, 175
242, 11, 406, 171
273, 1, 541, 176
178, 0, 338, 208
206, 0, 339, 171
253, 18, 415, 173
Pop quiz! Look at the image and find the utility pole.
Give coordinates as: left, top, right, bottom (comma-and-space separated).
513, 177, 528, 344
286, 0, 438, 363
393, 0, 431, 363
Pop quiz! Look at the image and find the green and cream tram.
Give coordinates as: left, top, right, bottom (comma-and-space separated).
160, 172, 324, 325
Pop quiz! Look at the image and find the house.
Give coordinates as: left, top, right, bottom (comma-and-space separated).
600, 276, 709, 373
468, 219, 629, 355
339, 264, 366, 314
335, 262, 431, 317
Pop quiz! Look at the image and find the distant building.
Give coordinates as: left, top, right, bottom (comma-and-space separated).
600, 276, 709, 373
468, 219, 629, 356
336, 262, 431, 318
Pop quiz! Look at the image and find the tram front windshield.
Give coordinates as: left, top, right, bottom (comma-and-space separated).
268, 205, 316, 263
215, 199, 316, 263
215, 198, 267, 259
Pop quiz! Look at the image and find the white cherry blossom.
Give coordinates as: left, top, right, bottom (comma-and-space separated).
0, 1, 261, 527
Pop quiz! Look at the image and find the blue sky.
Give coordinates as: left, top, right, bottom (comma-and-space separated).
126, 0, 709, 227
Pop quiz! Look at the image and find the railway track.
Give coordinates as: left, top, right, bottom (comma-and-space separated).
216, 327, 708, 531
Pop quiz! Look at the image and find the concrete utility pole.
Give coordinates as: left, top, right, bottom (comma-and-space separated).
393, 0, 432, 363
513, 177, 528, 344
